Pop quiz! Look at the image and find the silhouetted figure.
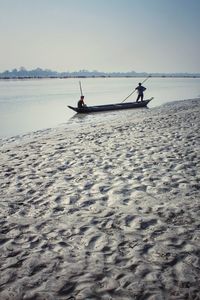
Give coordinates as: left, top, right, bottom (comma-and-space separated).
77, 95, 86, 108
135, 83, 146, 102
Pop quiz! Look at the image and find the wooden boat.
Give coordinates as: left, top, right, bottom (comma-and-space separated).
68, 97, 153, 113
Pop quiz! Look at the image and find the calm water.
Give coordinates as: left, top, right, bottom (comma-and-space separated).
0, 77, 200, 138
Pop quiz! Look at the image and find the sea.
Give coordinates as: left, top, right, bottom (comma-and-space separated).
0, 77, 200, 138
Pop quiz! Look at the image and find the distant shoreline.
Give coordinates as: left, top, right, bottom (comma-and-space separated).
1, 68, 200, 79
0, 75, 200, 80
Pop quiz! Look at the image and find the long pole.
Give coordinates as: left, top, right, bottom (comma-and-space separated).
79, 81, 83, 96
121, 75, 151, 103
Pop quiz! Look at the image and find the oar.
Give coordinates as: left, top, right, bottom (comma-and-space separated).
79, 81, 83, 97
121, 75, 151, 103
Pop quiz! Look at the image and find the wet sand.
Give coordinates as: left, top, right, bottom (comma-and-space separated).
0, 99, 200, 299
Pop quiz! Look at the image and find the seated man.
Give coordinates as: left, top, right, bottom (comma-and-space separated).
77, 95, 86, 108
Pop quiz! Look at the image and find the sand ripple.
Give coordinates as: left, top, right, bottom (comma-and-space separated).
0, 99, 200, 299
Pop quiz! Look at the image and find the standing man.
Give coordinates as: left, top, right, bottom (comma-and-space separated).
135, 82, 146, 102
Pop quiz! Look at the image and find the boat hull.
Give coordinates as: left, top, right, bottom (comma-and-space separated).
68, 98, 153, 113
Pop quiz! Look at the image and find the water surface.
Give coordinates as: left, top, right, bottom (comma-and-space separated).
0, 77, 199, 138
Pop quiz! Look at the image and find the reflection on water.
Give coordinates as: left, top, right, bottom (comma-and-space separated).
0, 77, 200, 138
67, 105, 150, 131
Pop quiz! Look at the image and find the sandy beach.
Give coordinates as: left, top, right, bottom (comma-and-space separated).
0, 98, 200, 300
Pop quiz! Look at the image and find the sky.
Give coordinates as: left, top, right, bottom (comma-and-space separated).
0, 0, 200, 73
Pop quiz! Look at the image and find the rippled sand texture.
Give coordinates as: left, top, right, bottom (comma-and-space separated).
0, 99, 200, 300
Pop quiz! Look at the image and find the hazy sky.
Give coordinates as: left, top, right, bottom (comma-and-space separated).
0, 0, 200, 73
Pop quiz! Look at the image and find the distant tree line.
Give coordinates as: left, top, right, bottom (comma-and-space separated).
0, 67, 199, 79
